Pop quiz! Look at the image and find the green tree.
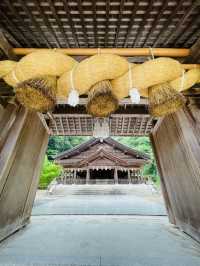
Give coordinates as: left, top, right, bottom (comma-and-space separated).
114, 136, 159, 184
47, 136, 90, 160
39, 156, 62, 189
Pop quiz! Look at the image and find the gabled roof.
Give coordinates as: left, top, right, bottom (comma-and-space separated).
78, 148, 130, 167
54, 137, 150, 161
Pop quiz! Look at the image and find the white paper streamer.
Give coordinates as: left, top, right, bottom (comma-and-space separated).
128, 63, 140, 104
67, 67, 79, 107
93, 119, 109, 139
67, 89, 79, 107
129, 88, 141, 104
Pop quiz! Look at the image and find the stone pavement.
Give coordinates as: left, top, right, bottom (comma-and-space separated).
32, 184, 166, 216
0, 185, 200, 266
0, 216, 200, 266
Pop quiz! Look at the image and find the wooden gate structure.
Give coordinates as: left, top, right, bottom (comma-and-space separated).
0, 0, 200, 243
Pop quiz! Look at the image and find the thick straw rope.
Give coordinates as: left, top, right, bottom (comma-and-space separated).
11, 69, 20, 84
180, 69, 185, 92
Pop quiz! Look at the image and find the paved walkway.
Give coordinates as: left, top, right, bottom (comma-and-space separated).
0, 216, 200, 266
32, 184, 166, 216
0, 185, 200, 266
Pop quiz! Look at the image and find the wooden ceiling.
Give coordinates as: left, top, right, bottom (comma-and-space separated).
0, 0, 199, 136
44, 101, 155, 136
48, 113, 154, 136
0, 0, 199, 51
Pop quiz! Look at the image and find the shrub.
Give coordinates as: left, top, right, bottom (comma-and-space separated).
39, 156, 62, 189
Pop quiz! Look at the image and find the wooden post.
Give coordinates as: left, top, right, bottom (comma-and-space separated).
86, 169, 90, 184
114, 168, 118, 184
151, 104, 200, 242
0, 106, 48, 241
73, 169, 77, 184
128, 169, 131, 184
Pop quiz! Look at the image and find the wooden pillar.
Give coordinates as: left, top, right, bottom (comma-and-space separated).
151, 104, 200, 242
114, 168, 118, 184
0, 105, 48, 241
73, 170, 77, 184
128, 169, 131, 184
86, 169, 90, 184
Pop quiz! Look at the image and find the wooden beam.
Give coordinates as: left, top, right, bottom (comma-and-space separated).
57, 97, 149, 106
12, 48, 190, 57
114, 168, 118, 184
86, 169, 90, 184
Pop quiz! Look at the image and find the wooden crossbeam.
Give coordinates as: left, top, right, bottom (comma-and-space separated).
12, 48, 190, 57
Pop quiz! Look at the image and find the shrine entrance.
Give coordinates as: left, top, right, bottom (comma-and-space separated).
55, 137, 149, 185
0, 0, 200, 264
90, 169, 113, 180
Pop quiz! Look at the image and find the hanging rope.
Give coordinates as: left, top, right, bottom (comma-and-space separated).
67, 65, 79, 107
128, 63, 140, 104
11, 69, 20, 84
97, 47, 101, 55
149, 47, 155, 60
128, 63, 133, 89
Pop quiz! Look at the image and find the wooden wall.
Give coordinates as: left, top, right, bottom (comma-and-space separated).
151, 103, 200, 242
0, 105, 48, 241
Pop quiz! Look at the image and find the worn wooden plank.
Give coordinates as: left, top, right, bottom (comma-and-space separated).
0, 109, 48, 241
0, 106, 28, 194
150, 133, 176, 225
0, 104, 18, 150
151, 105, 200, 242
22, 125, 48, 221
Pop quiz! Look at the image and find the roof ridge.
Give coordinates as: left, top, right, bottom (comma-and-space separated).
54, 137, 150, 160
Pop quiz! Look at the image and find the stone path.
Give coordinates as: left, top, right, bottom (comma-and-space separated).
0, 216, 200, 266
0, 185, 200, 266
32, 184, 166, 216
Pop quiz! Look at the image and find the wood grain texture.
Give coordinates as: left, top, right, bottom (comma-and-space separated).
151, 104, 200, 242
0, 107, 48, 242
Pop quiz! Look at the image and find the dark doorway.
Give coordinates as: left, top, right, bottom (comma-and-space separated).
118, 171, 128, 180
77, 171, 87, 179
90, 169, 114, 180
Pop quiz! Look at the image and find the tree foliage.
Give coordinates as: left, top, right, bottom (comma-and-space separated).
47, 136, 90, 160
114, 136, 159, 183
39, 156, 62, 189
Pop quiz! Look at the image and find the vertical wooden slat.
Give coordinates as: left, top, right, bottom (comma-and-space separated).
0, 107, 28, 195
0, 108, 48, 241
150, 132, 176, 225
151, 105, 200, 242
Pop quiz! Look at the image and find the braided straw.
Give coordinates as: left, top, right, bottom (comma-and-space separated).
16, 75, 57, 112
57, 54, 129, 100
111, 57, 183, 99
0, 60, 17, 79
3, 50, 77, 87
